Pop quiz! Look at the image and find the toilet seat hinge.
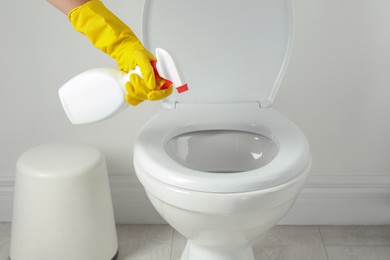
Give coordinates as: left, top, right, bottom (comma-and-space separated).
162, 101, 178, 109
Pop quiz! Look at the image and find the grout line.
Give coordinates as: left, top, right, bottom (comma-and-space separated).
169, 228, 175, 260
318, 226, 330, 260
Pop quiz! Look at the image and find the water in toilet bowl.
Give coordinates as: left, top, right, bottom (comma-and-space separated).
165, 130, 279, 173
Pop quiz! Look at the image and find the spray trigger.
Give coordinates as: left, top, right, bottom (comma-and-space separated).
154, 48, 188, 94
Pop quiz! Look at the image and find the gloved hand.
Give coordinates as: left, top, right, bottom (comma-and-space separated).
126, 73, 173, 106
68, 0, 172, 105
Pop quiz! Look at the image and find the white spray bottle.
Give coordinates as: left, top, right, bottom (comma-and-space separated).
58, 48, 188, 124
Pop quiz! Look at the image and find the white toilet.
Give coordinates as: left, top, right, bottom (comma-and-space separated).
134, 1, 311, 259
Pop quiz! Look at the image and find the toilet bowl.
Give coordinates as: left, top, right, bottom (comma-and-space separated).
134, 1, 311, 259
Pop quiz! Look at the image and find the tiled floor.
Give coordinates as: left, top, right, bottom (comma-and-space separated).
1, 223, 390, 260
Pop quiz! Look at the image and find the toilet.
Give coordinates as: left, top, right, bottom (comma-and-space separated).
134, 0, 311, 260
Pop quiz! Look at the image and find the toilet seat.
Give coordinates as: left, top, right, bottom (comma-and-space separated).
134, 104, 310, 193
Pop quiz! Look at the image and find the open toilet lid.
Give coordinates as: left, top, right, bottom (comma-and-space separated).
142, 0, 294, 107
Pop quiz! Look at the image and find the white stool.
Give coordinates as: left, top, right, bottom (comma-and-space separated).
9, 142, 118, 260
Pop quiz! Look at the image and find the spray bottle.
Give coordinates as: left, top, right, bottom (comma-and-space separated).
58, 48, 188, 124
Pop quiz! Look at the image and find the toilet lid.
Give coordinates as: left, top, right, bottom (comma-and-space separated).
142, 0, 294, 107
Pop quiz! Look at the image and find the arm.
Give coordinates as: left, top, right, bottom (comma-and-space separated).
47, 0, 90, 15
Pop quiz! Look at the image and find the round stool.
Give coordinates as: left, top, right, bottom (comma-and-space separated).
9, 142, 118, 260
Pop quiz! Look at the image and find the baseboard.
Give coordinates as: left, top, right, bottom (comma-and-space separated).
1, 174, 390, 225
108, 175, 165, 224
280, 175, 390, 225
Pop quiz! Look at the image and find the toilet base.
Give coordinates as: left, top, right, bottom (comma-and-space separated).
180, 241, 254, 260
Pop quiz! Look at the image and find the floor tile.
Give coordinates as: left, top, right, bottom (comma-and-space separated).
116, 224, 174, 260
320, 226, 390, 246
170, 231, 187, 260
0, 223, 11, 260
168, 226, 329, 260
326, 245, 390, 260
2, 223, 390, 260
252, 225, 328, 260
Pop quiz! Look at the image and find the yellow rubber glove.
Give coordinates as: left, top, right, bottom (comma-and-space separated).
68, 0, 172, 105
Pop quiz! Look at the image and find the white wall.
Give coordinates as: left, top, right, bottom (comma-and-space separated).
1, 0, 390, 223
276, 0, 390, 176
0, 0, 157, 176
